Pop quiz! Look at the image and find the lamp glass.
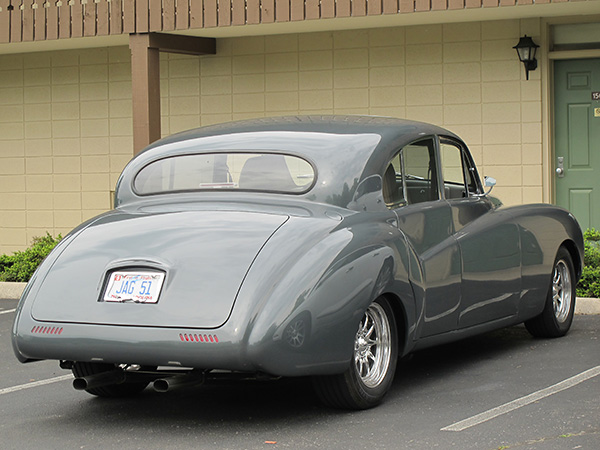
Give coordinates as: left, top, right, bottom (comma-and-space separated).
513, 35, 539, 63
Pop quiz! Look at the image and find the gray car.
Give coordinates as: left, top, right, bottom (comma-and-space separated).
12, 116, 584, 409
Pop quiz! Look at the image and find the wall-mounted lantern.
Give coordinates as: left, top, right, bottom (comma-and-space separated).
513, 35, 539, 80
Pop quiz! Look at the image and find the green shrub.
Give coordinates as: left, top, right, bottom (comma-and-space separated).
577, 228, 600, 298
0, 233, 62, 283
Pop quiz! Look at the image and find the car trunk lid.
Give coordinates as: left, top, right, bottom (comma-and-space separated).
31, 210, 288, 328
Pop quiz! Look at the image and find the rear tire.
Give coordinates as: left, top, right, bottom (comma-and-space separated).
313, 296, 398, 409
525, 247, 576, 338
72, 362, 149, 397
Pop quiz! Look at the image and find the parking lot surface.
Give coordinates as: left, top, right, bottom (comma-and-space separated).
1, 298, 598, 449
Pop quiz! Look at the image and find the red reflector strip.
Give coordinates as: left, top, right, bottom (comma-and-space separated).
178, 333, 219, 343
31, 326, 64, 335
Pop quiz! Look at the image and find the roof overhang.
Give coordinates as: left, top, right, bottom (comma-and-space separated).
1, 1, 599, 55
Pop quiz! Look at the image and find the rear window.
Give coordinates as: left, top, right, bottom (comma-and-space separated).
134, 153, 316, 195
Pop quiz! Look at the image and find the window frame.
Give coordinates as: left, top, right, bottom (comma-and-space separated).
438, 136, 483, 200
132, 151, 318, 197
382, 136, 441, 209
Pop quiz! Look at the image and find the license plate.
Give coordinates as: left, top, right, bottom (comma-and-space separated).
103, 271, 165, 303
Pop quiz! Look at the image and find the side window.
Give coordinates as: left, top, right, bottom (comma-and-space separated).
382, 153, 404, 209
440, 140, 480, 199
383, 138, 440, 209
403, 139, 439, 204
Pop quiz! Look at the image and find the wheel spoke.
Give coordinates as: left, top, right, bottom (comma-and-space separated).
366, 350, 375, 364
365, 323, 375, 339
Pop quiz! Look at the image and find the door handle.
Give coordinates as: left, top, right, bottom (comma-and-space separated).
556, 157, 565, 178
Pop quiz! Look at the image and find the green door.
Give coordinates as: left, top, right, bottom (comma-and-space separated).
554, 58, 600, 230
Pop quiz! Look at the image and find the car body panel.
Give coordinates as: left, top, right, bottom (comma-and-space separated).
12, 116, 584, 379
454, 204, 521, 329
30, 210, 288, 329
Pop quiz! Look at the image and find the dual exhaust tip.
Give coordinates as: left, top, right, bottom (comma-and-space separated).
73, 369, 204, 393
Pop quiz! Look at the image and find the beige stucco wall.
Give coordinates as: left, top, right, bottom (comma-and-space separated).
0, 18, 543, 253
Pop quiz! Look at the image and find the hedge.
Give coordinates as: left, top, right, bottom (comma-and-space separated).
0, 233, 62, 282
577, 228, 600, 298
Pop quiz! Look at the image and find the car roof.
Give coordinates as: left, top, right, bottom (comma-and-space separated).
116, 116, 462, 209
144, 115, 454, 153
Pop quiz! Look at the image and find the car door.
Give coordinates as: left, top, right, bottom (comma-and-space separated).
383, 138, 461, 338
439, 138, 521, 328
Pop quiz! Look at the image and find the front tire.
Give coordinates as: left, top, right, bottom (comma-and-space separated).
72, 362, 150, 397
525, 247, 576, 338
313, 296, 398, 409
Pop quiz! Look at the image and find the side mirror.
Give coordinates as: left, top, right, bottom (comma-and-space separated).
474, 176, 496, 197
483, 176, 496, 196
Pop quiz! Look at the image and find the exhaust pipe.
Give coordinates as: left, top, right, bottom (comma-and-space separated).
73, 369, 127, 391
153, 372, 205, 393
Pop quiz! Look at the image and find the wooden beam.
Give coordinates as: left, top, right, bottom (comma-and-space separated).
129, 33, 217, 154
58, 1, 70, 39
34, 2, 46, 41
130, 33, 162, 155
123, 0, 136, 33
0, 0, 9, 43
190, 0, 203, 27
22, 2, 34, 42
10, 2, 21, 42
146, 32, 216, 55
110, 0, 123, 35
97, 0, 109, 36
72, 1, 84, 38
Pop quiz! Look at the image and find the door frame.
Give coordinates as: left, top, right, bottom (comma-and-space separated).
542, 15, 600, 205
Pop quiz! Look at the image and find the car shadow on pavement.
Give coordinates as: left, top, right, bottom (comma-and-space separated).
393, 324, 536, 388
48, 324, 545, 434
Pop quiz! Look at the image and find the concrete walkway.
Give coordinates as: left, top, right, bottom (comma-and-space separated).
1, 281, 598, 314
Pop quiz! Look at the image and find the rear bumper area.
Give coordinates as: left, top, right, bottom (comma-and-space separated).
14, 318, 250, 371
12, 315, 350, 377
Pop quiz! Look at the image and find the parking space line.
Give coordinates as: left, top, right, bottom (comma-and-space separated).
0, 308, 16, 315
0, 375, 73, 396
441, 365, 600, 432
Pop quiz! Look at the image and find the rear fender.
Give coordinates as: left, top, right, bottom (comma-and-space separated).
505, 204, 584, 320
241, 217, 412, 376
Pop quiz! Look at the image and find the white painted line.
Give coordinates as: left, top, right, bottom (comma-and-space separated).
0, 308, 16, 315
0, 375, 73, 396
441, 365, 600, 432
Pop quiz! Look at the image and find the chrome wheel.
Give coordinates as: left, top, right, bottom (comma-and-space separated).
525, 247, 576, 338
313, 296, 398, 409
552, 259, 572, 323
354, 302, 392, 389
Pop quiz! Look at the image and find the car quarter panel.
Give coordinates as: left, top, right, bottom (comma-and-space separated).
238, 212, 414, 376
507, 204, 584, 320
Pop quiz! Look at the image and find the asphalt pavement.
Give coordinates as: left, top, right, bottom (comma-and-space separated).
1, 297, 599, 449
